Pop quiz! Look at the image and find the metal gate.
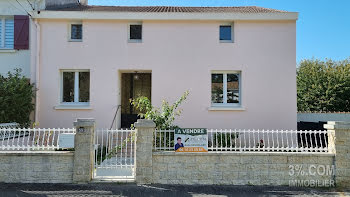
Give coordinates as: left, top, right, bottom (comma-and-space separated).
93, 129, 136, 181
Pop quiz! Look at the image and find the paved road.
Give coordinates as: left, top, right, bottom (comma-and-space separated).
0, 183, 349, 197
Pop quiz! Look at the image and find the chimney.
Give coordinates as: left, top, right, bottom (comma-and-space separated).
80, 0, 88, 5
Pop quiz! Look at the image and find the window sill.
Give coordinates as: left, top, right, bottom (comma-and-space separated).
208, 106, 245, 111
54, 105, 92, 110
68, 39, 82, 42
128, 39, 142, 43
219, 40, 234, 43
0, 49, 16, 53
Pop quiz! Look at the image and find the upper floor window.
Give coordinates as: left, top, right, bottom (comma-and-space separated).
211, 71, 241, 107
69, 22, 82, 41
128, 23, 142, 42
0, 17, 14, 49
219, 24, 233, 42
61, 70, 90, 104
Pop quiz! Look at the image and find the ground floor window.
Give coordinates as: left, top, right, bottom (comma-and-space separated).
211, 71, 241, 107
61, 70, 90, 104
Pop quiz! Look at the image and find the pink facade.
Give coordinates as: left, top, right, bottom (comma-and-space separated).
36, 18, 297, 129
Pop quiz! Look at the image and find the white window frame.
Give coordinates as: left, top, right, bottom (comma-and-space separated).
0, 16, 14, 49
68, 21, 83, 42
219, 23, 234, 43
60, 69, 90, 106
211, 70, 241, 108
128, 22, 142, 43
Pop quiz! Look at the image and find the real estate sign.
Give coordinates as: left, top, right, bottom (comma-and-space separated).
174, 128, 208, 152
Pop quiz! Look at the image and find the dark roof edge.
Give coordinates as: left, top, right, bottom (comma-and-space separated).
46, 3, 80, 11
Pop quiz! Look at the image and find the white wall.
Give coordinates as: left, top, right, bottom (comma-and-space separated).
37, 19, 297, 130
0, 0, 40, 78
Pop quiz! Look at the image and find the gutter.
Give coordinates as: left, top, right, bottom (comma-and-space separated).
34, 19, 41, 124
30, 11, 299, 21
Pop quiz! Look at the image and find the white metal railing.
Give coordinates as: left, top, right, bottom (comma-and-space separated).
94, 129, 136, 180
154, 129, 175, 151
0, 123, 19, 129
0, 128, 76, 151
154, 129, 332, 153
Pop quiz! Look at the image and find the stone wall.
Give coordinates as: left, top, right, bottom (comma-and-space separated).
0, 151, 74, 183
132, 119, 341, 187
73, 118, 95, 183
298, 112, 350, 123
152, 152, 335, 186
0, 118, 96, 184
134, 119, 156, 184
325, 121, 350, 187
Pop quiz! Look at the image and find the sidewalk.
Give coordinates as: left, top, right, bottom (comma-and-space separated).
0, 183, 348, 197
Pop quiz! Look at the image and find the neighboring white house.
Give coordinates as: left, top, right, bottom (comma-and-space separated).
0, 0, 81, 79
0, 0, 33, 78
29, 2, 298, 130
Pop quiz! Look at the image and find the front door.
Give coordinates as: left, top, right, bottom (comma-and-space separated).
121, 72, 151, 128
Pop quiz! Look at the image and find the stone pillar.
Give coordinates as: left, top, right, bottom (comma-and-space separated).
73, 118, 95, 183
134, 119, 156, 184
324, 121, 350, 188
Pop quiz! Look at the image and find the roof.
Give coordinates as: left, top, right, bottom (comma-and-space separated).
37, 4, 298, 21
46, 5, 289, 13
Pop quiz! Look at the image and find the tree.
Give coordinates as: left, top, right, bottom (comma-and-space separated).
131, 91, 189, 129
297, 58, 350, 112
0, 69, 35, 126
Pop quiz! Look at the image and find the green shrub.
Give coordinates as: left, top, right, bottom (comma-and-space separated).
131, 91, 189, 130
297, 58, 350, 112
131, 91, 189, 150
0, 69, 35, 127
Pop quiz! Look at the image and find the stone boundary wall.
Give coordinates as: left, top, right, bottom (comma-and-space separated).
152, 152, 335, 186
1, 119, 347, 186
0, 118, 95, 184
298, 112, 350, 123
325, 121, 350, 187
0, 151, 74, 183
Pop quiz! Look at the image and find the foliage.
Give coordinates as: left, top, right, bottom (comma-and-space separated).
96, 146, 108, 165
131, 91, 189, 130
0, 69, 35, 127
297, 58, 350, 112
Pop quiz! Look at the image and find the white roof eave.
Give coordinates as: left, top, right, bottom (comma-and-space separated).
31, 10, 299, 21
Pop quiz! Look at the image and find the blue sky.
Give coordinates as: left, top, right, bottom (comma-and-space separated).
90, 0, 350, 63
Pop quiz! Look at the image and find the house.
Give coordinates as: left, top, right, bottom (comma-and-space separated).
0, 0, 33, 78
30, 1, 298, 129
0, 0, 80, 78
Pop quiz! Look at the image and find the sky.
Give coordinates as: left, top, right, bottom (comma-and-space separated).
89, 0, 350, 63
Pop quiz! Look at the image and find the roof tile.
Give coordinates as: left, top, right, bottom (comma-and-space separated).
46, 5, 289, 13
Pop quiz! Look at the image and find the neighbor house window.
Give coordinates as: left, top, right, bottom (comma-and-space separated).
128, 23, 142, 42
61, 70, 90, 104
219, 24, 233, 42
0, 17, 14, 49
69, 23, 82, 41
211, 71, 240, 106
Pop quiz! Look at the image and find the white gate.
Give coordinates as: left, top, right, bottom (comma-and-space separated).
93, 129, 136, 181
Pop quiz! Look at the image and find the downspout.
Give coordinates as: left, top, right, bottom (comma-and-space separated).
34, 19, 40, 124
